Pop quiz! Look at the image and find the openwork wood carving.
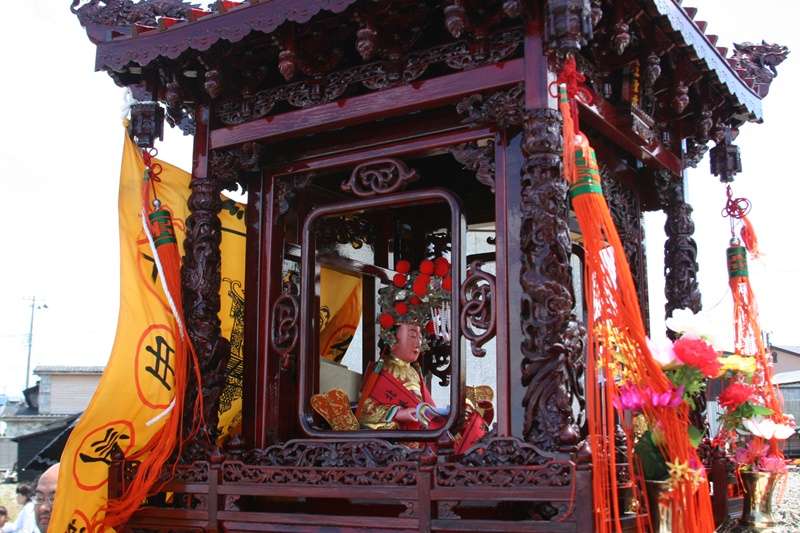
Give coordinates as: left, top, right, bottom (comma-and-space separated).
456, 83, 524, 128
460, 261, 496, 358
222, 461, 418, 487
275, 173, 313, 217
518, 109, 585, 455
216, 29, 523, 125
656, 171, 701, 334
603, 169, 649, 321
340, 158, 419, 198
208, 143, 262, 192
270, 273, 300, 371
244, 439, 424, 467
315, 215, 376, 251
436, 437, 573, 487
449, 140, 496, 192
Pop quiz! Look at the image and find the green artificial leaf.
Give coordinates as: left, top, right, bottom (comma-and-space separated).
750, 405, 774, 416
634, 431, 669, 481
688, 425, 703, 448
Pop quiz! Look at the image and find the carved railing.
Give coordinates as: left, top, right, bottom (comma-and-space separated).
113, 437, 594, 532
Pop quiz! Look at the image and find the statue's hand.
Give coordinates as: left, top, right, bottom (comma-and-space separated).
394, 406, 418, 423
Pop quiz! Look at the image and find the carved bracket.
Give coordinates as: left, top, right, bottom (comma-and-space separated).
275, 173, 314, 217
459, 261, 496, 358
456, 83, 524, 128
449, 140, 496, 192
209, 143, 262, 193
340, 158, 419, 197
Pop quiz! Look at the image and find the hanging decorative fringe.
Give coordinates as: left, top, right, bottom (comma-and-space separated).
557, 57, 714, 533
723, 187, 784, 455
101, 149, 205, 529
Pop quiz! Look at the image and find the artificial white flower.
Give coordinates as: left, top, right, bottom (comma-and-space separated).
742, 416, 796, 440
665, 308, 719, 348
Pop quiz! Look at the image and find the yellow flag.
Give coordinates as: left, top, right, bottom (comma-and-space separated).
51, 130, 246, 531
319, 269, 362, 362
216, 199, 247, 441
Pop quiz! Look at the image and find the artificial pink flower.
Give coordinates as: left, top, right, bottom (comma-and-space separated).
758, 454, 788, 474
648, 385, 685, 408
734, 440, 768, 466
613, 384, 645, 412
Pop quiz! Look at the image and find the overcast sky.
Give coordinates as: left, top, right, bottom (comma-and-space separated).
0, 1, 797, 399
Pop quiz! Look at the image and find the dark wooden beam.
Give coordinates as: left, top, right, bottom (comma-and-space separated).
210, 59, 524, 149
271, 127, 494, 178
580, 97, 682, 175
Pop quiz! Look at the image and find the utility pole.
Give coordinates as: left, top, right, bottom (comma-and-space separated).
24, 297, 47, 390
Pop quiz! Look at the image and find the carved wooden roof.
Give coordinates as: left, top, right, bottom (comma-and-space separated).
74, 1, 781, 117
649, 0, 762, 120
74, 0, 358, 70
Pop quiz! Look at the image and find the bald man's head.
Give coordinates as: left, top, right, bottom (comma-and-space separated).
35, 463, 59, 532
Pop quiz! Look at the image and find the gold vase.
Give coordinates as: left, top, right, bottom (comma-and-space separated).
646, 480, 673, 533
738, 471, 782, 530
717, 470, 786, 532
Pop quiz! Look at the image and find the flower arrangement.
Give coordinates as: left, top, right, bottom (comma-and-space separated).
715, 349, 795, 474
627, 308, 721, 481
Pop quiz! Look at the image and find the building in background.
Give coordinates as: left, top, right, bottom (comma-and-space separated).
772, 346, 800, 457
0, 366, 103, 480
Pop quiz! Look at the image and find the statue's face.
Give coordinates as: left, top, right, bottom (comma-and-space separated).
392, 323, 422, 363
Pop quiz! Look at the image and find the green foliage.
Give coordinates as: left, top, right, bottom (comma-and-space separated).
718, 401, 774, 431
687, 425, 703, 448
665, 365, 706, 409
634, 430, 669, 481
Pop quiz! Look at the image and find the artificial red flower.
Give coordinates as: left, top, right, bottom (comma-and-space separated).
409, 295, 421, 305
425, 321, 435, 335
673, 337, 721, 377
442, 275, 452, 291
719, 382, 754, 411
379, 313, 395, 329
419, 259, 434, 275
396, 259, 411, 274
392, 273, 407, 288
434, 257, 450, 277
412, 274, 431, 297
394, 302, 409, 315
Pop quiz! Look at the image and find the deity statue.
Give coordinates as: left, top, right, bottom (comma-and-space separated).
353, 257, 493, 452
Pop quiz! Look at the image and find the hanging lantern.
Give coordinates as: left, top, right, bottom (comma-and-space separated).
545, 0, 593, 53
710, 127, 742, 183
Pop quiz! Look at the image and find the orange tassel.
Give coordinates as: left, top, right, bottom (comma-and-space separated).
740, 215, 760, 258
727, 242, 784, 457
559, 84, 715, 532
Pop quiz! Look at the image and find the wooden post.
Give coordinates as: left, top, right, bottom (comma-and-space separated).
182, 105, 230, 445
517, 15, 585, 454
